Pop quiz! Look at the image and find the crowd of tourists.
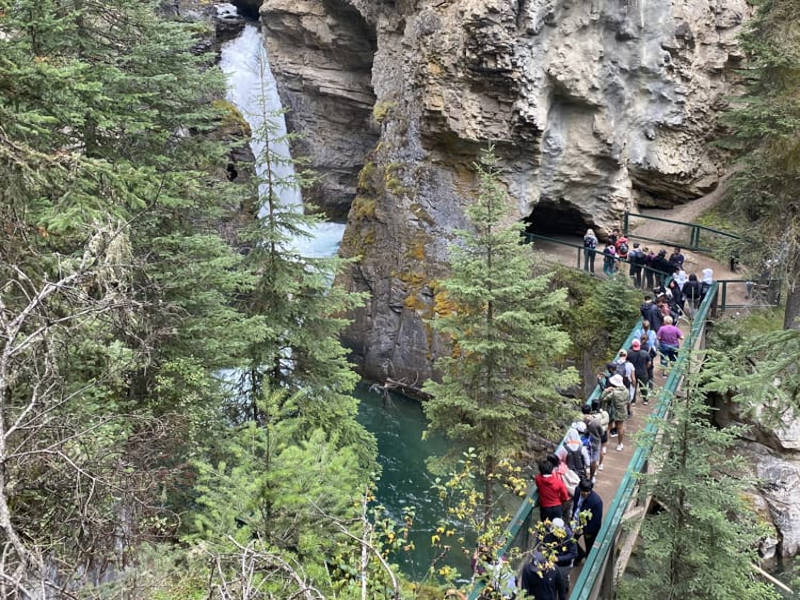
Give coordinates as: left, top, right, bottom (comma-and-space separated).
469, 229, 724, 599
581, 228, 716, 307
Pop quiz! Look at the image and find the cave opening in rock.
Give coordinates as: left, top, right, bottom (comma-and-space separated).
229, 0, 260, 21
525, 197, 592, 238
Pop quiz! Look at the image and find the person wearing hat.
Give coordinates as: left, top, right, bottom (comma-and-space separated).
615, 348, 636, 413
544, 517, 578, 597
600, 374, 629, 451
627, 338, 652, 405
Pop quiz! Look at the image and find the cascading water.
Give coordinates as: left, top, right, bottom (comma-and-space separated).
218, 14, 461, 579
219, 22, 346, 259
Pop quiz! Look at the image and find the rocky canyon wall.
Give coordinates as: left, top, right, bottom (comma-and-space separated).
259, 0, 748, 383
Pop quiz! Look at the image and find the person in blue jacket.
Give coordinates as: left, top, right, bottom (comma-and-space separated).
571, 479, 603, 563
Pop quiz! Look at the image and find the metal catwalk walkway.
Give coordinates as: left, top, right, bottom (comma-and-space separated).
467, 281, 720, 600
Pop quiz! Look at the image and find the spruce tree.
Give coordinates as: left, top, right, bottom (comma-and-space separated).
233, 59, 371, 458
423, 149, 577, 523
721, 0, 800, 329
622, 373, 779, 600
0, 0, 257, 587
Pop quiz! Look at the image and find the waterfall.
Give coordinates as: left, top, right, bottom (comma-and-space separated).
219, 22, 346, 259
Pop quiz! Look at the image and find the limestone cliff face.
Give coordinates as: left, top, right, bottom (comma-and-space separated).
261, 0, 379, 219
260, 0, 748, 383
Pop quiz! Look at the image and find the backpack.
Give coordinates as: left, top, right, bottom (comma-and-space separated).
619, 241, 629, 255
615, 361, 631, 387
583, 235, 597, 249
580, 432, 594, 456
565, 446, 586, 476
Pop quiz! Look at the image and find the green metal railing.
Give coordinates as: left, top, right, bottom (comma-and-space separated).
568, 282, 720, 600
466, 300, 659, 600
522, 232, 673, 285
623, 212, 739, 254
523, 232, 780, 312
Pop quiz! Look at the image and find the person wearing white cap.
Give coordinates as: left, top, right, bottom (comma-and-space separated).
600, 374, 629, 451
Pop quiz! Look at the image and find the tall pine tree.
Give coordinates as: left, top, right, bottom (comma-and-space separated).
423, 149, 577, 523
233, 55, 371, 459
622, 373, 779, 600
722, 0, 800, 329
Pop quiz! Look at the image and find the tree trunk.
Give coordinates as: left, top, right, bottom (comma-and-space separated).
582, 350, 594, 397
784, 280, 800, 330
482, 455, 495, 531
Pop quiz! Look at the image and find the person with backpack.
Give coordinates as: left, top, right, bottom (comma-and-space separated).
545, 518, 578, 597
561, 425, 591, 481
615, 234, 630, 261
653, 249, 672, 286
583, 228, 598, 273
602, 244, 617, 276
699, 268, 714, 303
535, 459, 570, 522
614, 349, 636, 414
667, 279, 685, 314
627, 339, 652, 405
683, 273, 701, 313
581, 405, 603, 480
628, 242, 645, 287
640, 295, 662, 332
601, 374, 629, 451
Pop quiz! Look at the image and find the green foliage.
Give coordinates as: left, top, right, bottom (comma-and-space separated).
621, 374, 779, 600
230, 67, 372, 461
423, 148, 578, 521
570, 273, 641, 372
721, 0, 800, 328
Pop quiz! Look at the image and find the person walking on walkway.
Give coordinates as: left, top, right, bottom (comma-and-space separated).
572, 479, 603, 564
615, 349, 636, 413
643, 247, 656, 290
669, 246, 685, 272
653, 249, 672, 286
628, 242, 645, 287
583, 228, 598, 273
640, 295, 662, 332
582, 405, 604, 478
683, 273, 701, 314
699, 268, 714, 303
627, 339, 652, 405
536, 459, 570, 522
602, 244, 617, 276
545, 518, 577, 597
656, 315, 684, 374
521, 553, 567, 600
601, 374, 629, 451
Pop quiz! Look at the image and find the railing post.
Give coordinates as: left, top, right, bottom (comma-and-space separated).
721, 281, 727, 312
578, 248, 583, 270
623, 211, 629, 236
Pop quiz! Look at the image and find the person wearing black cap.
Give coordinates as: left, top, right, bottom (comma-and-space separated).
572, 479, 603, 564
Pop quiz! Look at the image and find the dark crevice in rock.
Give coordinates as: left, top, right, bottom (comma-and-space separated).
229, 0, 260, 20
525, 197, 593, 237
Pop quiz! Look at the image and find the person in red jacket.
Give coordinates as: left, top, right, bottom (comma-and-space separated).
535, 459, 570, 522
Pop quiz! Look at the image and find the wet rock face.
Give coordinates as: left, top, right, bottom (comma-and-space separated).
263, 0, 750, 381
740, 442, 800, 559
261, 0, 379, 220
